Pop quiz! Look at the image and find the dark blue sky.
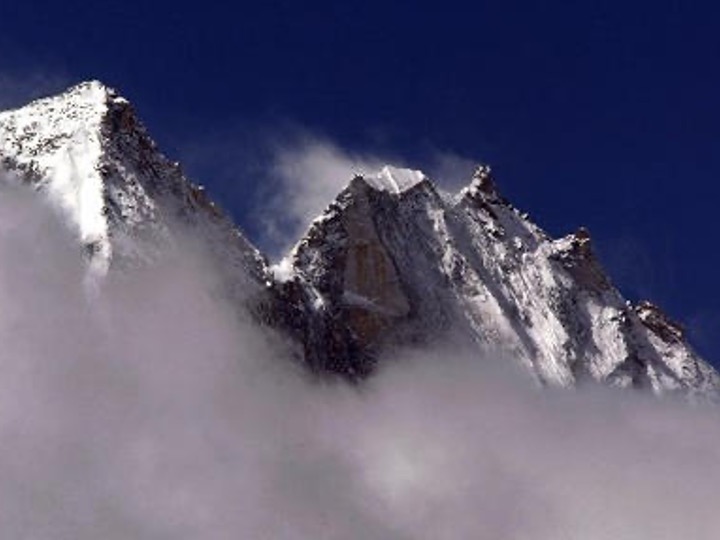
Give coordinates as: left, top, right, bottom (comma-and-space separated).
2, 1, 720, 360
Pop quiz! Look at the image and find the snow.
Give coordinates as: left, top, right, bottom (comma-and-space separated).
0, 80, 268, 287
363, 165, 427, 194
0, 80, 112, 276
270, 256, 296, 283
288, 156, 720, 395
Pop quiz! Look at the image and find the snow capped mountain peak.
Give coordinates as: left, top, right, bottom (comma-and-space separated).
359, 165, 428, 194
0, 80, 126, 145
278, 158, 720, 395
0, 81, 267, 285
53, 79, 117, 103
0, 80, 123, 276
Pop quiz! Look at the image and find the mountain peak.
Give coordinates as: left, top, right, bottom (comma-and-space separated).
459, 164, 500, 201
0, 81, 123, 276
0, 80, 134, 160
0, 80, 127, 124
357, 165, 428, 195
59, 79, 114, 100
0, 82, 266, 284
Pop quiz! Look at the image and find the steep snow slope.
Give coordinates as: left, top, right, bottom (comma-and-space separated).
0, 81, 267, 291
280, 166, 719, 395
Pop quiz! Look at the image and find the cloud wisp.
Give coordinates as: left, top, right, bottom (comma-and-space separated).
0, 69, 70, 110
173, 117, 482, 259
1, 174, 720, 539
256, 136, 482, 257
256, 135, 387, 257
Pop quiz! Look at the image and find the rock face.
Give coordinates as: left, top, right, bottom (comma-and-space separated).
1, 81, 718, 397
279, 166, 720, 396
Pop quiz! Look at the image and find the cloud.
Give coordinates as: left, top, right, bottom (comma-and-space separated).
2, 172, 720, 538
257, 135, 388, 257
345, 352, 720, 539
424, 149, 478, 191
0, 69, 70, 109
255, 136, 481, 257
172, 116, 482, 260
172, 123, 390, 258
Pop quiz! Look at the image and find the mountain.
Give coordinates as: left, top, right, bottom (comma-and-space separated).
0, 81, 268, 293
1, 81, 717, 397
277, 165, 720, 396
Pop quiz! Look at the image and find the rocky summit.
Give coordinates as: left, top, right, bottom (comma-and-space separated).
1, 81, 717, 397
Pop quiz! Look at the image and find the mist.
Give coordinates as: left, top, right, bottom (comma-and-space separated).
0, 69, 70, 110
1, 177, 720, 539
251, 134, 477, 257
259, 136, 387, 257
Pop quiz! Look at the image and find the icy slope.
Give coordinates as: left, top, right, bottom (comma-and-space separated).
280, 165, 719, 395
0, 81, 267, 289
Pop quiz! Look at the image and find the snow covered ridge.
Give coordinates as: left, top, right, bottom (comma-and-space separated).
0, 80, 267, 286
1, 81, 718, 397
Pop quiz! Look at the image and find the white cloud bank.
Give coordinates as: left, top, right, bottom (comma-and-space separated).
1, 175, 720, 539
